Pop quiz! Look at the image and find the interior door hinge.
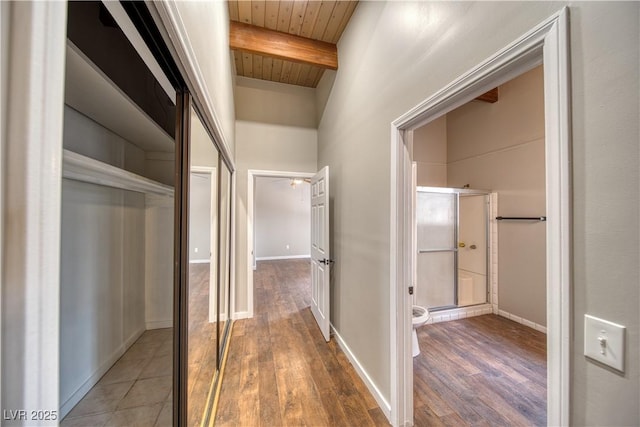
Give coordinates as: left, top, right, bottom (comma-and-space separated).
408, 286, 414, 295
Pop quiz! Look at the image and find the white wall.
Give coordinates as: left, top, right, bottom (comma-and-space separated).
0, 9, 7, 401
234, 121, 317, 314
59, 180, 146, 415
145, 194, 174, 330
235, 76, 317, 128
413, 115, 447, 187
60, 106, 174, 415
145, 152, 174, 187
64, 105, 176, 187
63, 106, 146, 175
447, 66, 546, 326
170, 1, 236, 158
190, 173, 212, 261
318, 2, 639, 424
255, 177, 310, 259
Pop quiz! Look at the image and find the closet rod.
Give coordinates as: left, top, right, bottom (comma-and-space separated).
496, 216, 547, 221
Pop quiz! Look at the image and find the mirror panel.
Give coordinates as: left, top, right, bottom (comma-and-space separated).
187, 106, 219, 425
217, 163, 232, 360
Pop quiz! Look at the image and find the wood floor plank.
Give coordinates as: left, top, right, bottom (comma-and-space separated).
414, 314, 547, 426
215, 259, 388, 426
258, 360, 282, 426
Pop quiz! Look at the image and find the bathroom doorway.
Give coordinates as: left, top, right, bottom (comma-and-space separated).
389, 9, 571, 426
409, 66, 549, 425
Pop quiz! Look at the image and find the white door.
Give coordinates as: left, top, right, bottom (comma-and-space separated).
311, 166, 331, 341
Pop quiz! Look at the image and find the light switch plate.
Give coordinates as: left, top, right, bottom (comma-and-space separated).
584, 314, 625, 372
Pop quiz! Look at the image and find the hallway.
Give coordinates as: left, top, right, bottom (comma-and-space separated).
215, 259, 389, 426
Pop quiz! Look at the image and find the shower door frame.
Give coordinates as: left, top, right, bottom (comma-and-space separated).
416, 186, 490, 311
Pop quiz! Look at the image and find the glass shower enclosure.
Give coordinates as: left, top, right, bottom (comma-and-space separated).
415, 187, 489, 311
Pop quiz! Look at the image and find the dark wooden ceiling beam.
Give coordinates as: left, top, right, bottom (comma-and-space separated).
229, 21, 338, 70
475, 88, 499, 103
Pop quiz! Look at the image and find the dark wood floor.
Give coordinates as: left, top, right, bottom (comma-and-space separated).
215, 259, 389, 426
414, 314, 547, 426
188, 263, 218, 426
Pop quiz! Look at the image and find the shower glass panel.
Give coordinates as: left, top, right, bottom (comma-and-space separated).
416, 191, 457, 309
458, 194, 489, 306
416, 187, 490, 311
417, 252, 456, 308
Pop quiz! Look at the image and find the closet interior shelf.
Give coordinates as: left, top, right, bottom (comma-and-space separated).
63, 149, 174, 197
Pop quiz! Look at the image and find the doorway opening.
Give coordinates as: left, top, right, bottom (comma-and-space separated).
411, 65, 548, 425
246, 170, 315, 318
189, 167, 217, 323
390, 9, 571, 427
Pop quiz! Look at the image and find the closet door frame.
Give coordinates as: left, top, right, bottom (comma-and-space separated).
174, 90, 191, 427
1, 1, 67, 416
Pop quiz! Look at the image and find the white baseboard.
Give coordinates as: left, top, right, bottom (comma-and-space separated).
146, 319, 173, 330
497, 309, 547, 334
232, 311, 251, 320
189, 259, 210, 264
60, 327, 145, 418
427, 303, 493, 324
255, 255, 310, 261
330, 324, 391, 422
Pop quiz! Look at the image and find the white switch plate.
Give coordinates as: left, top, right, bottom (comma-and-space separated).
584, 314, 625, 372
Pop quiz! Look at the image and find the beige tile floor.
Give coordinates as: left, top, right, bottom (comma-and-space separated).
62, 328, 173, 427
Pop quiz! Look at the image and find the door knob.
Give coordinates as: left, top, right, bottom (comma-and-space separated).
470, 244, 477, 249
459, 242, 466, 248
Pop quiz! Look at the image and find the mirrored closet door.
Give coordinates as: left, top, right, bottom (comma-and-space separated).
187, 107, 221, 426
58, 2, 235, 425
217, 162, 233, 363
184, 104, 234, 426
60, 2, 178, 425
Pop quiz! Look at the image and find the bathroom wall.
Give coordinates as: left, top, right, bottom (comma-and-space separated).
413, 115, 447, 187
255, 177, 311, 260
446, 66, 546, 326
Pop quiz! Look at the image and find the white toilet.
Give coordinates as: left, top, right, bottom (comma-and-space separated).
412, 305, 430, 357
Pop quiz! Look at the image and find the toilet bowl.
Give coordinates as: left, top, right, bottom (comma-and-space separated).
412, 305, 430, 357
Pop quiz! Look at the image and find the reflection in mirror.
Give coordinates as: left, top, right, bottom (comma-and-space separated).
59, 3, 176, 424
187, 107, 219, 425
217, 163, 232, 360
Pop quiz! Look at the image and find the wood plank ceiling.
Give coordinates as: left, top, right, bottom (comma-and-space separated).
228, 1, 358, 88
